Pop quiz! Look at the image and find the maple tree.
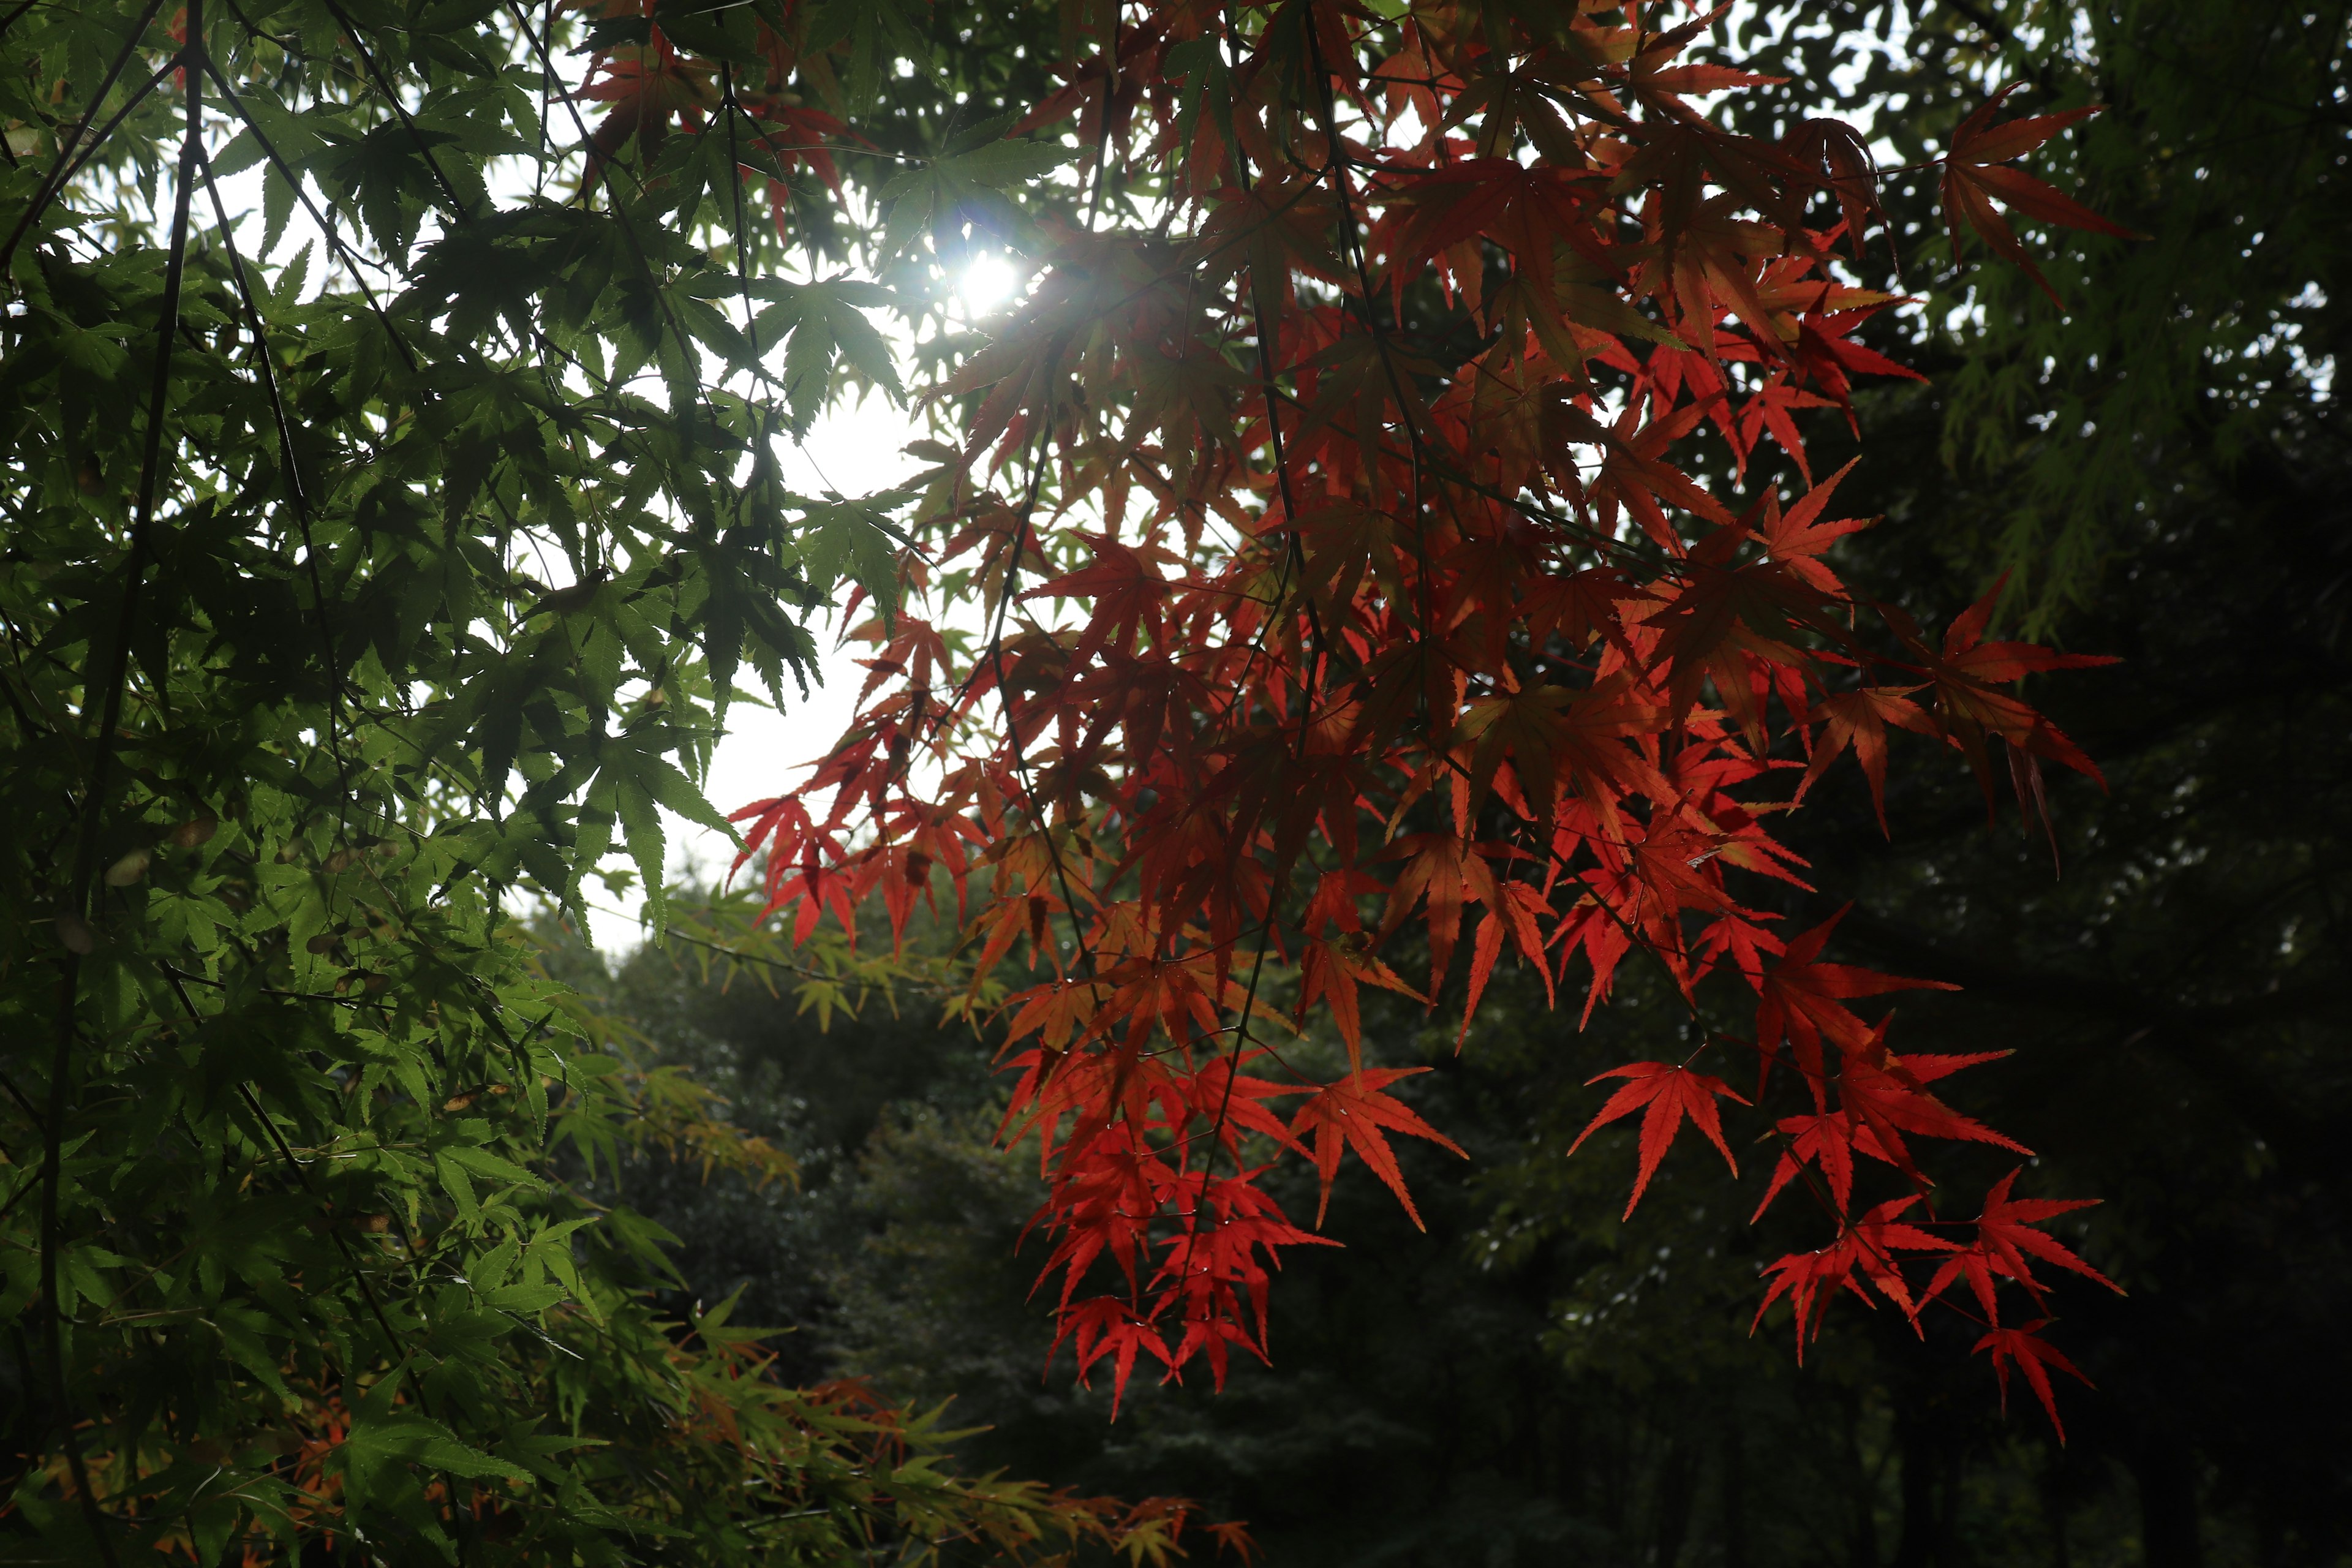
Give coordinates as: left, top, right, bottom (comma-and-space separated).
684, 0, 2136, 1431
602, 0, 2349, 1550
0, 0, 2169, 1552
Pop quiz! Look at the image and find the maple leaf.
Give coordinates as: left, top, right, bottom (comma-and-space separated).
1009, 15, 1163, 148
579, 31, 714, 176
1374, 160, 1604, 315
1751, 1109, 1871, 1219
1925, 1167, 2120, 1321
1548, 815, 1752, 1022
1942, 85, 2136, 304
1934, 573, 2120, 690
1025, 532, 1186, 661
703, 0, 2120, 1423
1455, 880, 1552, 1050
1030, 1122, 1180, 1304
1643, 521, 1839, 737
730, 794, 863, 946
1204, 1519, 1261, 1564
1753, 907, 1958, 1098
734, 99, 852, 205
1000, 978, 1102, 1054
1454, 684, 1580, 823
1730, 376, 1837, 483
1975, 1321, 2094, 1442
1297, 935, 1421, 1068
1379, 831, 1502, 996
1782, 118, 1885, 260
1291, 1068, 1466, 1229
1567, 1061, 1749, 1219
3, 0, 2177, 1511
1752, 1195, 1956, 1356
1798, 685, 1936, 834
1155, 1175, 1332, 1385
1182, 1057, 1310, 1166
1083, 952, 1231, 1053
1053, 1296, 1172, 1419
1877, 576, 2119, 819
1790, 307, 1926, 422
968, 891, 1072, 988
1752, 459, 1875, 596
1291, 330, 1442, 488
1654, 192, 1796, 353
1836, 1049, 2028, 1185
1555, 398, 1734, 548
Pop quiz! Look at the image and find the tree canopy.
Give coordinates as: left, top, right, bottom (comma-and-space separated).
0, 0, 1219, 1559
7, 0, 2337, 1562
543, 4, 2352, 1557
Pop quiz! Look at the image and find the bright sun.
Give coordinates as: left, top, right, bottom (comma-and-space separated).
957, 252, 1018, 315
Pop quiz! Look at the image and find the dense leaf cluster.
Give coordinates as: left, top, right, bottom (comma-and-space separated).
723, 0, 2130, 1421
8, 0, 2339, 1557
568, 0, 2352, 1545
0, 0, 1223, 1560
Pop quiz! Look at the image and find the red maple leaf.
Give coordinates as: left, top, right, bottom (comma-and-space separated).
1836, 1049, 2028, 1183
1797, 685, 1936, 834
1942, 85, 2136, 303
1291, 1068, 1467, 1229
1975, 1321, 2094, 1442
1753, 1196, 1956, 1357
1052, 1297, 1172, 1418
1926, 1167, 2120, 1321
704, 0, 2120, 1431
1752, 907, 1958, 1099
1568, 1061, 1748, 1219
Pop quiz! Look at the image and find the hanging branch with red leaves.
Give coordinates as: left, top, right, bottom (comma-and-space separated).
680, 0, 2133, 1432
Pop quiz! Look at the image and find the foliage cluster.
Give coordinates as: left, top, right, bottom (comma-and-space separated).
564, 0, 2351, 1559
714, 0, 2133, 1419
0, 0, 1222, 1559
4, 0, 2339, 1559
567, 0, 2352, 1536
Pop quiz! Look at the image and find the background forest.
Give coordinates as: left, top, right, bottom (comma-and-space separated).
549, 2, 2352, 1564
